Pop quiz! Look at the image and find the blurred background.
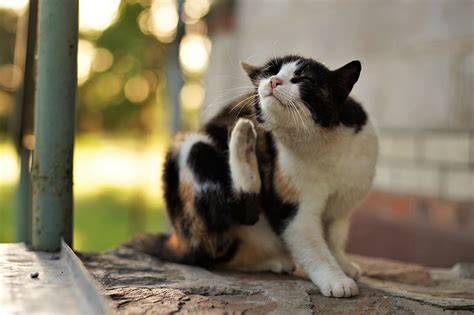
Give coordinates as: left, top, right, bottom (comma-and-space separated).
0, 0, 472, 267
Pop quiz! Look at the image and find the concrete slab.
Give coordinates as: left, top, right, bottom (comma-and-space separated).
0, 242, 111, 315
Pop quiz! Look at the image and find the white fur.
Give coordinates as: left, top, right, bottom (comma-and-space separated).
178, 133, 213, 170
229, 119, 261, 193
178, 133, 214, 190
257, 61, 315, 140
255, 62, 378, 297
233, 215, 294, 273
280, 123, 377, 297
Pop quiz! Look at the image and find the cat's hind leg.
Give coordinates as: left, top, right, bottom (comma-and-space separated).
229, 118, 260, 193
228, 118, 262, 224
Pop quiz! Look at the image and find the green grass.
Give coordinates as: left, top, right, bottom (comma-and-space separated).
0, 185, 14, 243
0, 185, 168, 252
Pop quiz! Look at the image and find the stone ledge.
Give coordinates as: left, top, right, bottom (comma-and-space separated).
80, 247, 474, 314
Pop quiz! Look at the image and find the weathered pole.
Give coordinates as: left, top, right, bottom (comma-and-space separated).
32, 0, 78, 251
11, 0, 38, 244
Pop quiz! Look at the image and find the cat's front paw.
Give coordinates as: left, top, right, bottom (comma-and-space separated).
315, 275, 359, 298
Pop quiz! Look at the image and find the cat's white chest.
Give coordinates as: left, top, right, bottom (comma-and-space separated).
276, 124, 378, 200
279, 150, 338, 198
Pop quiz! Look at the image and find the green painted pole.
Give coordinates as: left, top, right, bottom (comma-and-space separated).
32, 0, 78, 251
12, 0, 37, 244
16, 147, 32, 243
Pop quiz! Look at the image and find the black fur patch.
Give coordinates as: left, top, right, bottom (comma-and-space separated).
187, 141, 234, 231
254, 101, 265, 123
195, 191, 234, 232
162, 151, 182, 221
340, 97, 367, 133
185, 239, 240, 268
204, 124, 229, 152
231, 192, 260, 225
259, 133, 298, 234
264, 194, 298, 234
187, 141, 230, 184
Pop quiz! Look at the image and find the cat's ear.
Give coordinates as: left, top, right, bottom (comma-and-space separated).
241, 61, 261, 85
331, 60, 361, 102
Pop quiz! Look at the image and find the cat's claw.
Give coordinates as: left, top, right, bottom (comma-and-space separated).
317, 275, 359, 298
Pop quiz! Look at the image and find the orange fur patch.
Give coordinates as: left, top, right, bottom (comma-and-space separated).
167, 233, 186, 254
179, 181, 194, 214
221, 239, 275, 270
274, 164, 300, 203
179, 179, 218, 255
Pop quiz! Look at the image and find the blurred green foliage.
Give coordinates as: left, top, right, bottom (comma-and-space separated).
0, 1, 203, 250
0, 2, 188, 137
78, 2, 170, 136
0, 185, 14, 243
0, 184, 167, 251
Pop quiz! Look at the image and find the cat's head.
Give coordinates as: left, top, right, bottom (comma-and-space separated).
241, 55, 361, 134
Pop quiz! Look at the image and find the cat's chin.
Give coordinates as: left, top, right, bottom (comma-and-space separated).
261, 94, 282, 105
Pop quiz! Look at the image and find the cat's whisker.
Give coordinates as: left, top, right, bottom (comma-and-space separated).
206, 88, 255, 105
291, 98, 311, 132
202, 91, 255, 118
278, 92, 309, 138
229, 94, 258, 115
278, 93, 301, 136
236, 98, 258, 119
204, 85, 256, 106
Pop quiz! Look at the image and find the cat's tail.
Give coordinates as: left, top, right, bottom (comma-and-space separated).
125, 232, 186, 263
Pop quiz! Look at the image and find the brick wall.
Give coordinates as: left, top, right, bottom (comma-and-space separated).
376, 130, 473, 202
350, 190, 474, 267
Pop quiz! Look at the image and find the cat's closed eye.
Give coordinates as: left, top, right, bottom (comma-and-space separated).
264, 65, 278, 76
290, 76, 313, 84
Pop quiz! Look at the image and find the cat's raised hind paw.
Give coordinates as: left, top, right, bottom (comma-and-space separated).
229, 118, 260, 193
230, 118, 257, 160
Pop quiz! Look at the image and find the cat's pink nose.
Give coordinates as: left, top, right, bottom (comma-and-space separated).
270, 77, 283, 89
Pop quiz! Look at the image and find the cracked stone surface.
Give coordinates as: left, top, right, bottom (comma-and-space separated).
80, 247, 474, 314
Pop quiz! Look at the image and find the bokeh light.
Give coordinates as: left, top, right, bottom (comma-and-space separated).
79, 0, 121, 34
0, 64, 22, 91
91, 48, 114, 73
0, 90, 13, 116
180, 82, 204, 110
124, 75, 151, 103
149, 0, 179, 43
179, 34, 211, 75
77, 39, 96, 85
183, 0, 211, 24
0, 0, 28, 14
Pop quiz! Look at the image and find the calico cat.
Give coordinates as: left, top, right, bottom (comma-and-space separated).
129, 55, 378, 298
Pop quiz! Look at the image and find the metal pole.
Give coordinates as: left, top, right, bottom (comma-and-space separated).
16, 147, 32, 243
168, 0, 184, 134
32, 0, 78, 251
11, 0, 38, 244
